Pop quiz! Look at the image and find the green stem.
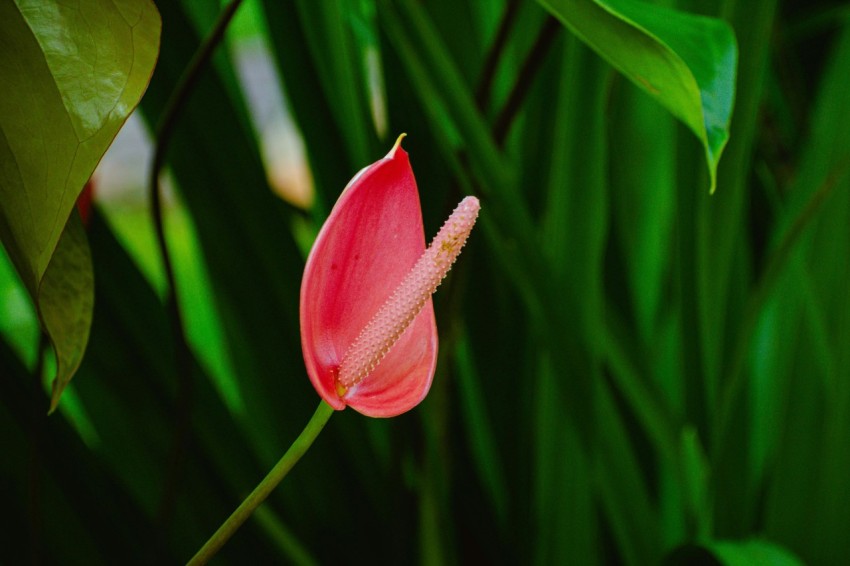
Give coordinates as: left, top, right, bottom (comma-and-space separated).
492, 16, 561, 146
151, 0, 245, 527
188, 401, 335, 565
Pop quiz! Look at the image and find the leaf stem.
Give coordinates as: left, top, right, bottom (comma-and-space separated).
148, 0, 245, 527
187, 401, 335, 565
493, 16, 560, 146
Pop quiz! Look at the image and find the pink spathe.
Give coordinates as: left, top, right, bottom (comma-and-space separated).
300, 136, 479, 417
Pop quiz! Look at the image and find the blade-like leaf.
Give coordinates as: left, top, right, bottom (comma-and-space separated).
664, 538, 805, 566
709, 539, 805, 566
0, 0, 160, 409
537, 0, 737, 192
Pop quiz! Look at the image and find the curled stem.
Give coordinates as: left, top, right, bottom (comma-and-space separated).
148, 0, 245, 526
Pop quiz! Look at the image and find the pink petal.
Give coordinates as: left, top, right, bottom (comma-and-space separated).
300, 140, 438, 417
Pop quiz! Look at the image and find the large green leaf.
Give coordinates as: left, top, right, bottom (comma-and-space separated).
0, 0, 160, 410
537, 0, 737, 192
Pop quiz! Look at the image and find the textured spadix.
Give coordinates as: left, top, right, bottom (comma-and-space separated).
337, 196, 480, 391
300, 137, 479, 417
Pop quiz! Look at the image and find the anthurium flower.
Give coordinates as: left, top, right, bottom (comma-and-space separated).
300, 135, 480, 417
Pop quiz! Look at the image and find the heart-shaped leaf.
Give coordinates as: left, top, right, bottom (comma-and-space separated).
538, 0, 737, 192
0, 0, 161, 411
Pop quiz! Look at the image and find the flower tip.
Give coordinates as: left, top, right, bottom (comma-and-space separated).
388, 133, 408, 158
460, 195, 481, 215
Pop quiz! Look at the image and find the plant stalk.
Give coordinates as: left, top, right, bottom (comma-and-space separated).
149, 0, 245, 528
187, 401, 335, 565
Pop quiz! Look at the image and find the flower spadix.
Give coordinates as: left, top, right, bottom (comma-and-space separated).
300, 136, 479, 417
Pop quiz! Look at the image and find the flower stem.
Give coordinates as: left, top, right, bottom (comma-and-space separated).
187, 401, 335, 565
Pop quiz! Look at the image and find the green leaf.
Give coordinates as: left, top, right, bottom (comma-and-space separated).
709, 539, 805, 566
41, 215, 93, 411
293, 0, 379, 166
0, 0, 161, 410
454, 329, 509, 527
680, 427, 712, 540
537, 0, 737, 192
664, 539, 805, 566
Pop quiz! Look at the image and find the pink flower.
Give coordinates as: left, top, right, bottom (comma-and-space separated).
300, 136, 480, 417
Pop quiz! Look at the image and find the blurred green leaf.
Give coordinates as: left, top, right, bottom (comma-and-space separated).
706, 0, 777, 538
83, 213, 291, 559
0, 336, 159, 563
0, 0, 160, 409
293, 0, 378, 166
380, 0, 512, 187
534, 356, 597, 564
261, 0, 360, 213
664, 538, 805, 566
680, 427, 712, 540
760, 22, 850, 563
454, 329, 509, 526
609, 80, 676, 341
710, 539, 805, 566
537, 0, 736, 191
0, 241, 39, 367
595, 377, 662, 564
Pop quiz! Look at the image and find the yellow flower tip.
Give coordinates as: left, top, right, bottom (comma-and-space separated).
388, 133, 408, 158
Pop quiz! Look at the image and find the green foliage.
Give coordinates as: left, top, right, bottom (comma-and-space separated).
2, 0, 850, 563
0, 0, 160, 409
665, 538, 805, 565
538, 0, 737, 191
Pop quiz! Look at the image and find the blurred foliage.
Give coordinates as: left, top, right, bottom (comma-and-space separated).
2, 0, 849, 563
